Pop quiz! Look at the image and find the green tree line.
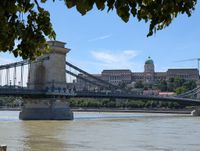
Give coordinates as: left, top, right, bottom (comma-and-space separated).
134, 77, 196, 94
69, 98, 188, 109
0, 97, 192, 109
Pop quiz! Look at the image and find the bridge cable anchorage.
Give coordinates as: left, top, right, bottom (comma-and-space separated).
66, 61, 122, 90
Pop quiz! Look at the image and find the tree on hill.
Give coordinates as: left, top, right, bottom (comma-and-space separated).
135, 80, 144, 89
175, 86, 187, 94
157, 77, 196, 92
158, 80, 168, 91
0, 0, 197, 60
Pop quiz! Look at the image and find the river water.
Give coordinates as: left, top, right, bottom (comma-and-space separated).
0, 111, 200, 151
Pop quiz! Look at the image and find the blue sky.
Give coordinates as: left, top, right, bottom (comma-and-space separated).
1, 1, 200, 74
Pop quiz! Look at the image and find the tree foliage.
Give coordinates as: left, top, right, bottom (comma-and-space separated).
0, 0, 197, 60
135, 80, 144, 88
157, 78, 196, 93
0, 0, 55, 60
68, 98, 186, 109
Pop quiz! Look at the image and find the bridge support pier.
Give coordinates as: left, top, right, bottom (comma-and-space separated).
19, 98, 73, 120
191, 106, 200, 116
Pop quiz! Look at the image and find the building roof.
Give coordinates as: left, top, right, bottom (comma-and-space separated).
159, 92, 176, 96
167, 68, 199, 73
102, 69, 132, 73
145, 56, 154, 65
48, 41, 66, 47
92, 74, 101, 77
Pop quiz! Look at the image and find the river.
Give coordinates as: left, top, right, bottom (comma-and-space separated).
0, 111, 200, 151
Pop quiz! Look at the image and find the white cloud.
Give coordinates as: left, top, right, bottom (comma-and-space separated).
91, 50, 140, 70
88, 34, 112, 42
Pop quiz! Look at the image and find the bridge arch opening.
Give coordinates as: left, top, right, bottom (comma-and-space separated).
34, 63, 46, 89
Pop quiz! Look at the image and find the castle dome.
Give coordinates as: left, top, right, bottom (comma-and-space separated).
144, 56, 155, 73
145, 56, 154, 65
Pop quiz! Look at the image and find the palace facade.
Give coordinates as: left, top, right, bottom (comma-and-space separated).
75, 57, 199, 89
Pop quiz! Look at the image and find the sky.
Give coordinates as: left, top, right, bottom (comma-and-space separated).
1, 1, 200, 74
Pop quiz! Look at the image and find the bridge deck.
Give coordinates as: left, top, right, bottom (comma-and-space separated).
0, 87, 199, 105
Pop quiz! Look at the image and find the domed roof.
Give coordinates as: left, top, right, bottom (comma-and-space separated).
145, 56, 154, 65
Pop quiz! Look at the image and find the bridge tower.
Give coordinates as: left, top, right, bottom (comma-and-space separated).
28, 41, 69, 90
19, 41, 73, 120
196, 80, 200, 99
191, 80, 200, 116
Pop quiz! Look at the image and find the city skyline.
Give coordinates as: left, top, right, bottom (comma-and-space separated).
1, 2, 200, 150
0, 1, 200, 74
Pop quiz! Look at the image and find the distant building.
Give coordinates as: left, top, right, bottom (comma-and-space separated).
166, 69, 199, 81
132, 57, 199, 83
159, 92, 176, 97
102, 69, 132, 85
75, 57, 199, 89
75, 73, 102, 91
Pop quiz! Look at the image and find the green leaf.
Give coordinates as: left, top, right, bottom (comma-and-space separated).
95, 0, 106, 10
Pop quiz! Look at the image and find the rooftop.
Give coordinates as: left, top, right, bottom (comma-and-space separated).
48, 41, 66, 48
102, 69, 132, 73
167, 68, 199, 72
145, 56, 154, 65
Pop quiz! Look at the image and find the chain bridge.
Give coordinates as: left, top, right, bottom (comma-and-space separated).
0, 41, 200, 120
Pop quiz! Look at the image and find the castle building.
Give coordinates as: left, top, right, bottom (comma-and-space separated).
76, 73, 102, 91
132, 57, 199, 84
102, 69, 132, 85
132, 57, 168, 83
166, 69, 199, 81
75, 57, 199, 89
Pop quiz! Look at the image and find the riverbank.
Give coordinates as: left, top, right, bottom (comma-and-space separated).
72, 108, 192, 114
0, 108, 20, 111
0, 107, 192, 114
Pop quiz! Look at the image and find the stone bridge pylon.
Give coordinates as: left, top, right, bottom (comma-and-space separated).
28, 41, 69, 90
19, 41, 73, 120
196, 80, 200, 99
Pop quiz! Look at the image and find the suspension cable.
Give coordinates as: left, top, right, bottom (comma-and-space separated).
69, 66, 72, 83
0, 70, 2, 86
21, 64, 24, 87
6, 68, 10, 86
66, 61, 119, 89
66, 70, 104, 88
13, 65, 17, 87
